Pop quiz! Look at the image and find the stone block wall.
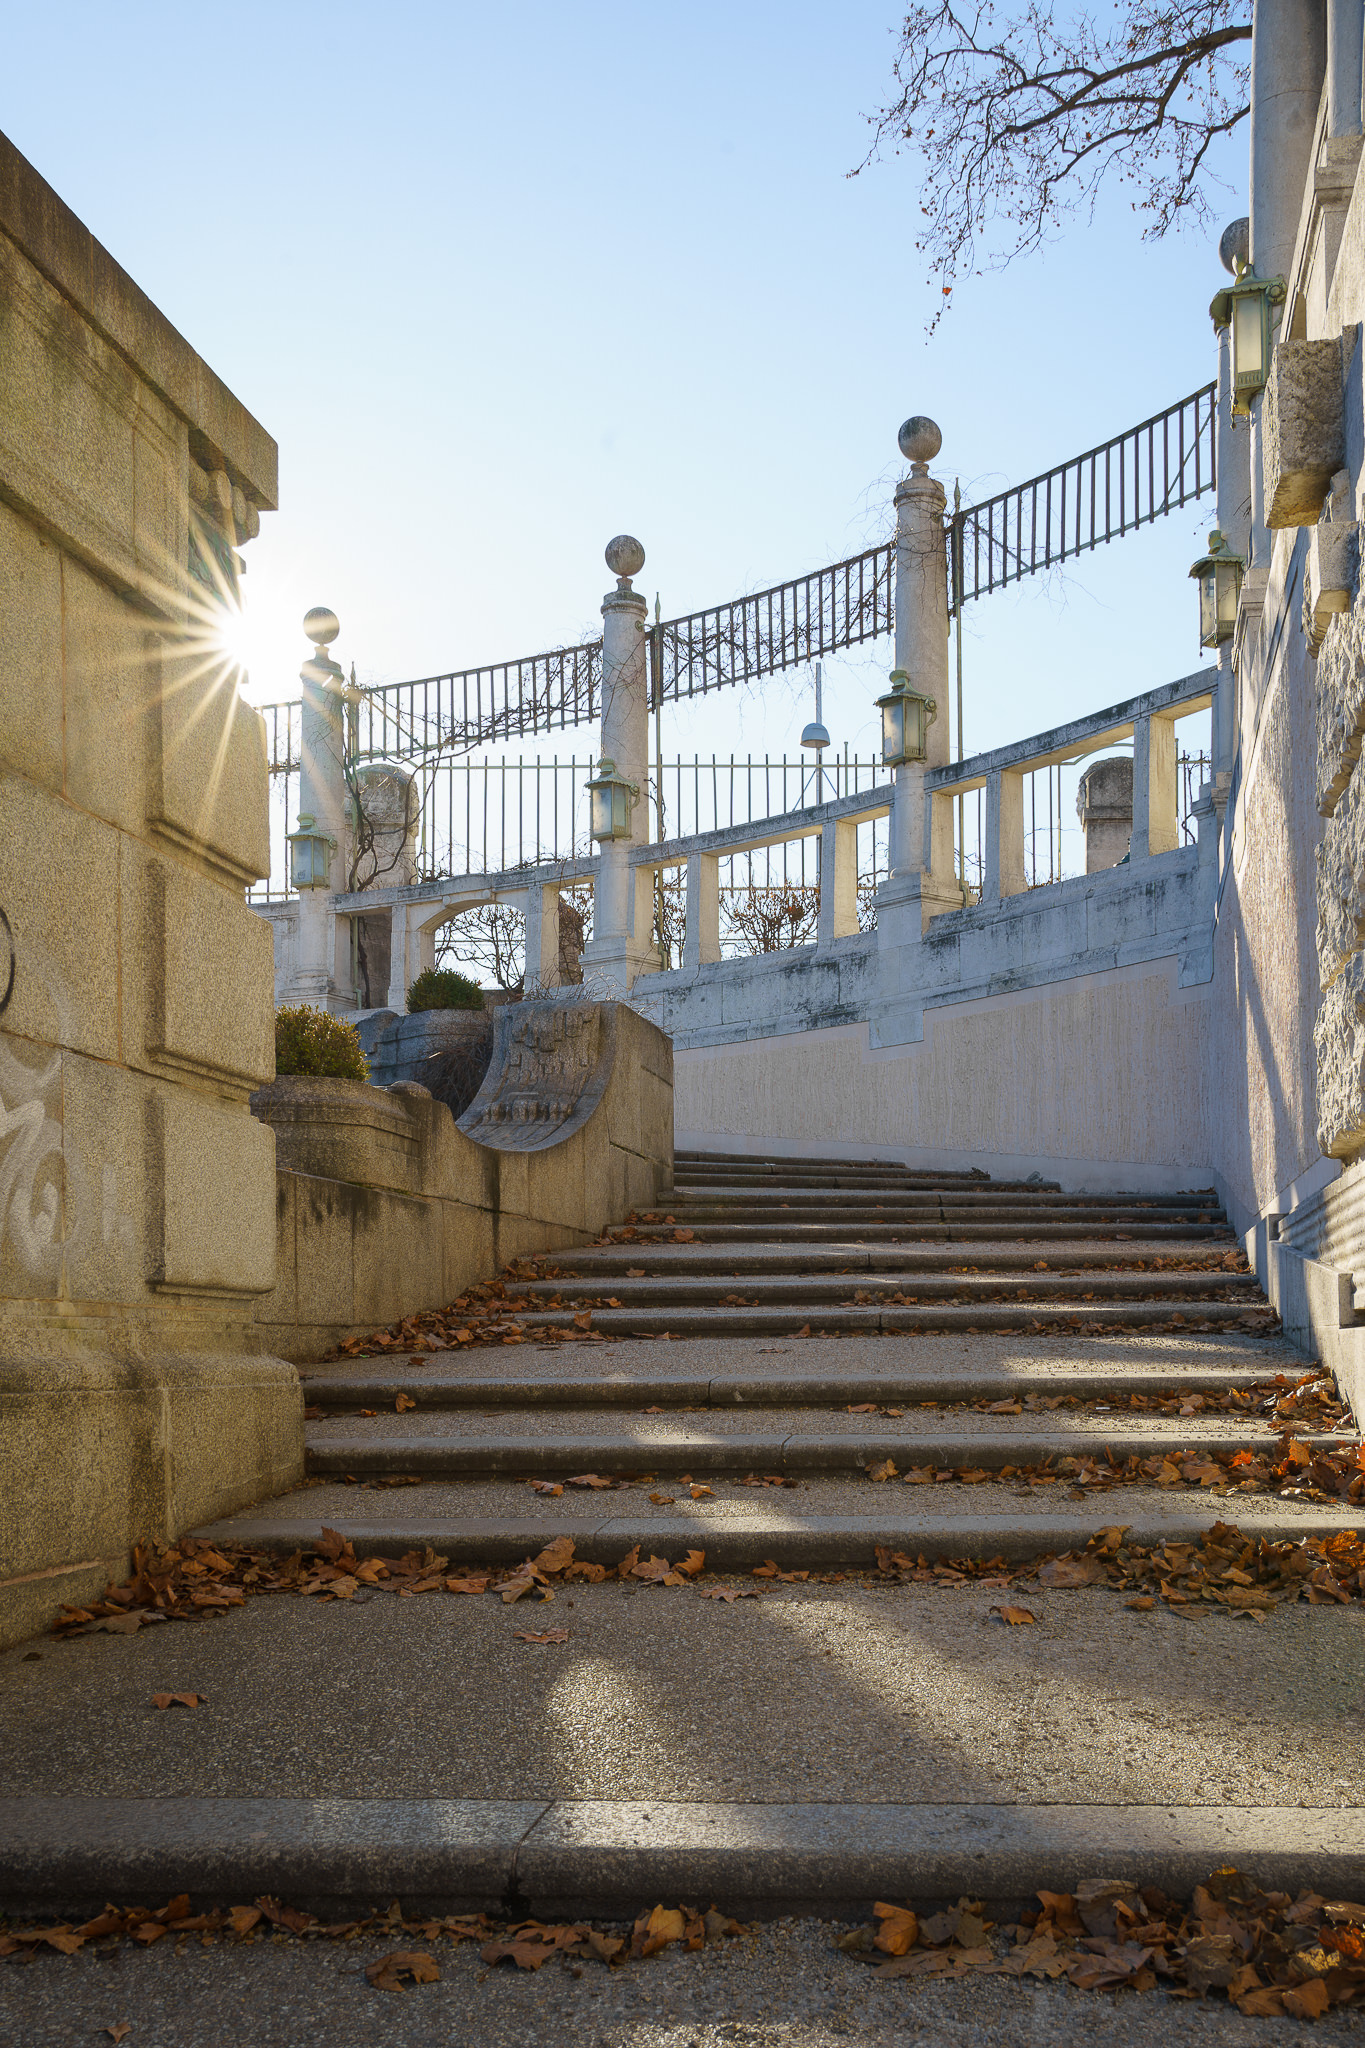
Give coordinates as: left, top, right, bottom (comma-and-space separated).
0, 131, 300, 1648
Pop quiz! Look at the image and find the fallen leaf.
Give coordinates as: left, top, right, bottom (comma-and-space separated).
649, 1493, 676, 1505
150, 1693, 204, 1711
395, 1393, 416, 1412
1037, 1557, 1108, 1588
365, 1949, 441, 1991
514, 1629, 570, 1644
873, 1903, 919, 1955
674, 1550, 705, 1576
105, 2027, 132, 2044
532, 1537, 576, 1576
632, 1905, 688, 1958
528, 1480, 563, 1496
1125, 1596, 1155, 1611
990, 1605, 1036, 1626
698, 1586, 756, 1601
867, 1459, 899, 1483
566, 1473, 615, 1490
445, 1574, 490, 1595
227, 1906, 263, 1935
690, 1484, 715, 1500
1284, 1978, 1331, 2019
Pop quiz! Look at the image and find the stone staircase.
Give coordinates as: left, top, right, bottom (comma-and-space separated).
206, 1149, 1357, 1575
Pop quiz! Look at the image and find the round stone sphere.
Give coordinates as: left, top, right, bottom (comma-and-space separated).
303, 606, 340, 646
1219, 217, 1250, 276
898, 416, 942, 464
605, 534, 646, 579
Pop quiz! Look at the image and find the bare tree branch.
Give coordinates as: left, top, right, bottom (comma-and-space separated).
859, 0, 1250, 318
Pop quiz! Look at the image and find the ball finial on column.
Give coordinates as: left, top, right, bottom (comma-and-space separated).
303, 607, 340, 647
897, 417, 942, 470
1218, 217, 1250, 277
605, 535, 646, 588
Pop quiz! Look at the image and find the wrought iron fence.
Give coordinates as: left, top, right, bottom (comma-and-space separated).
948, 384, 1216, 611
250, 749, 890, 904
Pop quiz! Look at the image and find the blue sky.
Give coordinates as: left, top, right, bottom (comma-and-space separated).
7, 1, 1243, 772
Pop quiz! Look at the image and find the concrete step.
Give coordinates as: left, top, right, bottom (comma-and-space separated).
620, 1220, 1233, 1243
503, 1302, 1272, 1338
302, 1420, 1339, 1479
303, 1358, 1294, 1409
521, 1272, 1261, 1307
198, 1494, 1365, 1571
669, 1186, 1221, 1214
554, 1238, 1241, 1275
666, 1201, 1225, 1227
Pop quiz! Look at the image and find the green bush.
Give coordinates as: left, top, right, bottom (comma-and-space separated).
274, 1004, 369, 1081
406, 967, 485, 1013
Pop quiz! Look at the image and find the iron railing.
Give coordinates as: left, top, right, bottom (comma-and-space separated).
255, 383, 1217, 766
948, 383, 1216, 611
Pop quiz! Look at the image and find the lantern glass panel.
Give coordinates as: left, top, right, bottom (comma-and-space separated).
1197, 570, 1218, 646
590, 783, 613, 840
1232, 290, 1264, 388
881, 695, 904, 765
1216, 560, 1241, 633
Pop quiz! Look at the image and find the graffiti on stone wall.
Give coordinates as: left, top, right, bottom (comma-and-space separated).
0, 914, 132, 1283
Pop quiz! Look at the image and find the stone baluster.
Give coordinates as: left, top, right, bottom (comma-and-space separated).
683, 852, 721, 969
982, 767, 1026, 904
1129, 713, 1180, 863
287, 607, 350, 1006
817, 817, 860, 943
523, 882, 563, 992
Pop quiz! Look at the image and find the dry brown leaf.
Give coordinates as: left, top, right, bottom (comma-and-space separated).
395, 1393, 416, 1413
632, 1905, 688, 1958
365, 1949, 441, 1991
1037, 1557, 1108, 1588
445, 1574, 490, 1596
674, 1550, 705, 1576
649, 1493, 676, 1505
1125, 1596, 1155, 1611
528, 1480, 563, 1496
1284, 1979, 1331, 2018
514, 1629, 570, 1644
867, 1459, 899, 1483
227, 1906, 262, 1935
150, 1692, 204, 1711
690, 1484, 715, 1499
873, 1903, 919, 1955
532, 1537, 576, 1577
990, 1605, 1037, 1626
699, 1586, 756, 1601
566, 1473, 615, 1490
104, 2027, 132, 2044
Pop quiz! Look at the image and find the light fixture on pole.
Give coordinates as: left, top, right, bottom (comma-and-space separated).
800, 660, 832, 800
876, 670, 936, 767
586, 757, 639, 842
1188, 530, 1244, 648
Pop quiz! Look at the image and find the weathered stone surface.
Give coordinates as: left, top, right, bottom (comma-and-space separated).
1316, 952, 1365, 1156
1316, 758, 1365, 987
1076, 755, 1133, 871
1265, 338, 1345, 527
1315, 584, 1365, 812
1307, 517, 1360, 653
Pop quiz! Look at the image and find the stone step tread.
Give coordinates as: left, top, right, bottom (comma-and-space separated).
553, 1239, 1242, 1273
628, 1224, 1232, 1242
521, 1273, 1262, 1301
303, 1419, 1341, 1473
305, 1362, 1290, 1407
6, 1798, 1360, 1917
498, 1304, 1274, 1337
197, 1490, 1365, 1566
669, 1187, 1221, 1210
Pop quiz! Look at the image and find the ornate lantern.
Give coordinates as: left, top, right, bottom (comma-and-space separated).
586, 758, 638, 841
876, 671, 937, 767
288, 813, 335, 890
1210, 269, 1285, 415
1188, 531, 1244, 647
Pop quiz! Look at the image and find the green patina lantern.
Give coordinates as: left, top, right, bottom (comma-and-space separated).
1188, 531, 1244, 648
586, 757, 639, 841
876, 671, 937, 768
1210, 269, 1285, 416
288, 813, 335, 890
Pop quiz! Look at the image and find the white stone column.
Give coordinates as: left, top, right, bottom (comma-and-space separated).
882, 416, 959, 920
1328, 0, 1364, 137
683, 852, 720, 968
982, 768, 1026, 904
1212, 307, 1249, 810
1248, 0, 1327, 572
816, 817, 860, 943
285, 607, 351, 1007
581, 535, 658, 992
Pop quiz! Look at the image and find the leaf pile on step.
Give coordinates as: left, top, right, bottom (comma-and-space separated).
851, 1370, 1348, 1427
863, 1421, 1365, 1501
0, 1894, 745, 1981
839, 1868, 1365, 2016
51, 1532, 708, 1635
328, 1257, 620, 1360
876, 1518, 1365, 1616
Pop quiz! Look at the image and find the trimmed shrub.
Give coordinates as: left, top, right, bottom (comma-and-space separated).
406, 967, 485, 1013
274, 1004, 369, 1081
